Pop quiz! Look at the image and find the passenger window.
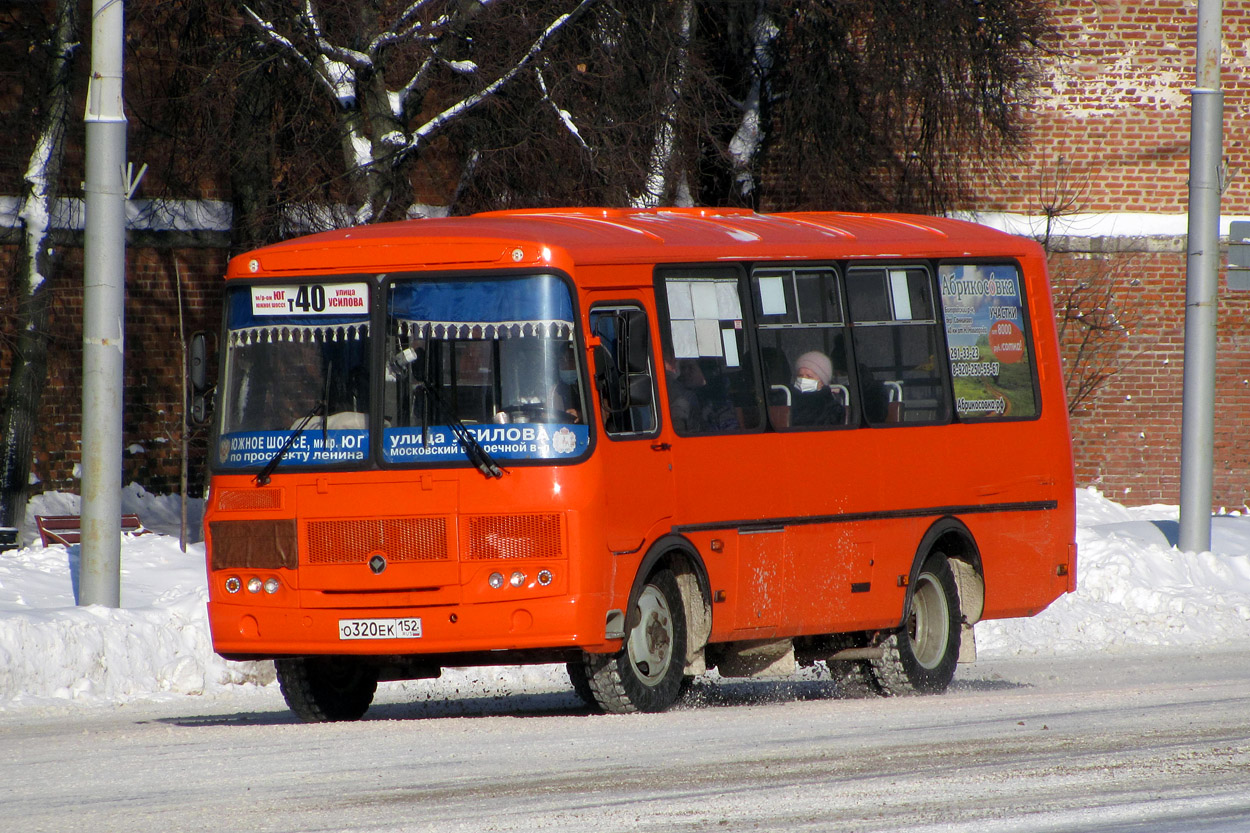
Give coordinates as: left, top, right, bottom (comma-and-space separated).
938, 263, 1039, 419
589, 306, 658, 436
847, 266, 948, 425
752, 267, 851, 429
659, 269, 762, 435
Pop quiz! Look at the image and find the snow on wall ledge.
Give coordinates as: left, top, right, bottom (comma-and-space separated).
956, 211, 1250, 241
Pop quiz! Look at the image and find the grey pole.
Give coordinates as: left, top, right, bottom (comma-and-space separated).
79, 0, 127, 607
1178, 0, 1223, 554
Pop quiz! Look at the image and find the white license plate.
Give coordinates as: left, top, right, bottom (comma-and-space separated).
338, 617, 423, 640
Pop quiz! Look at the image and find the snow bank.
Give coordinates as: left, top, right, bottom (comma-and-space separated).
2, 486, 1249, 711
977, 487, 1250, 657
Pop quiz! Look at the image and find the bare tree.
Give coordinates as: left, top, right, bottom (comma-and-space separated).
1035, 155, 1093, 250
0, 0, 79, 532
1053, 255, 1143, 415
1026, 155, 1141, 416
756, 0, 1052, 212
238, 0, 598, 225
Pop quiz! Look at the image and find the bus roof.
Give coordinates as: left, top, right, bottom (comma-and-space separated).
227, 208, 1041, 279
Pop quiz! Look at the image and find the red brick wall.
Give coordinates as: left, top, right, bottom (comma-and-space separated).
1050, 247, 1250, 509
0, 243, 225, 497
975, 0, 1250, 216
966, 1, 1250, 509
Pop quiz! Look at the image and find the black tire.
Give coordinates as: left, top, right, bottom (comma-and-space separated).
829, 659, 884, 699
275, 656, 379, 722
583, 569, 687, 714
566, 660, 602, 710
870, 552, 961, 696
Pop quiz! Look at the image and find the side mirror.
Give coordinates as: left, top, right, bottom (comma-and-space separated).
188, 331, 213, 426
189, 332, 208, 392
622, 309, 650, 373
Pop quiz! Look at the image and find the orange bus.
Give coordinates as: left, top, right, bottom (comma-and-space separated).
200, 208, 1076, 721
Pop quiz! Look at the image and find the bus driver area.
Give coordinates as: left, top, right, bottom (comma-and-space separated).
199, 207, 1075, 722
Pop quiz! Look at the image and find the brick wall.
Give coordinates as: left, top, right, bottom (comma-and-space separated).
1049, 245, 1250, 509
976, 0, 1250, 216
969, 1, 1250, 508
0, 242, 226, 498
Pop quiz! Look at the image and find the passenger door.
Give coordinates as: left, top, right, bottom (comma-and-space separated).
588, 302, 673, 553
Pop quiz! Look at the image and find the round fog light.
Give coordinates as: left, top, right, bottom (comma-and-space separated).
488, 572, 505, 589
224, 576, 241, 594
247, 577, 263, 594
510, 571, 526, 588
537, 569, 553, 586
263, 577, 280, 594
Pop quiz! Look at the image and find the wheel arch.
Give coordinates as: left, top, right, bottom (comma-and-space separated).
906, 517, 985, 627
627, 533, 713, 675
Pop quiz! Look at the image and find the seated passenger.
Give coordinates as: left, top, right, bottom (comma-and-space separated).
791, 351, 845, 426
664, 354, 704, 433
690, 359, 738, 431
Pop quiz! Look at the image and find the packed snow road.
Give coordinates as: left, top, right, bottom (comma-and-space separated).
3, 648, 1249, 833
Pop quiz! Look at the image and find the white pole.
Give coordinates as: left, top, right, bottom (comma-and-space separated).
79, 0, 127, 607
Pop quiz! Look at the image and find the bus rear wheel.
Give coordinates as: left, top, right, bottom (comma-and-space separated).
871, 552, 961, 696
275, 656, 378, 722
582, 569, 687, 714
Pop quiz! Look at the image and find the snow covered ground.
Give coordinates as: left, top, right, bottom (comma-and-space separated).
2, 486, 1249, 712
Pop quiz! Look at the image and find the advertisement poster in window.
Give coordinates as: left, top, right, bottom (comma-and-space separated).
938, 264, 1038, 419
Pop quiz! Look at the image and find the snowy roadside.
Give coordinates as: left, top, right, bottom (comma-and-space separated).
2, 486, 1249, 712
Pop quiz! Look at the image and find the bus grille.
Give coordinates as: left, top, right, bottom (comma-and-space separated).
216, 488, 283, 511
464, 514, 564, 560
305, 517, 450, 565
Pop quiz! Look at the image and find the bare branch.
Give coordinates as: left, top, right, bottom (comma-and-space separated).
402, 0, 598, 160
536, 64, 591, 152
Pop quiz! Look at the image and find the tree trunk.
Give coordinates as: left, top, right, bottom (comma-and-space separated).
0, 0, 78, 533
634, 0, 695, 208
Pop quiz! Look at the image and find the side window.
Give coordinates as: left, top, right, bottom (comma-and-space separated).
938, 263, 1039, 419
589, 305, 658, 436
659, 270, 762, 435
846, 266, 948, 425
751, 267, 851, 429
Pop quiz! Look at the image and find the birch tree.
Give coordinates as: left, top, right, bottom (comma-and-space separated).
633, 0, 694, 208
0, 0, 79, 531
240, 0, 598, 225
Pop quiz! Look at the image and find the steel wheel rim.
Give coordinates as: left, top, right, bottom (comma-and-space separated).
628, 584, 674, 685
908, 571, 950, 670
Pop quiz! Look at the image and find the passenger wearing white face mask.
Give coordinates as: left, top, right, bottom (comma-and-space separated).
791, 350, 844, 426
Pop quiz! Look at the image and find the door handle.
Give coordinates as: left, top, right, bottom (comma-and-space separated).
651, 442, 671, 451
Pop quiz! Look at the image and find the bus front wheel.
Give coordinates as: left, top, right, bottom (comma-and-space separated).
581, 569, 688, 714
871, 552, 961, 696
275, 656, 378, 722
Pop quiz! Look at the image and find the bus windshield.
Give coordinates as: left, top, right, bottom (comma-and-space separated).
216, 282, 372, 470
383, 274, 589, 465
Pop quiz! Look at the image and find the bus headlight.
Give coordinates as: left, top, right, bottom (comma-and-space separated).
225, 576, 241, 594
488, 572, 505, 589
247, 577, 263, 594
263, 577, 281, 594
510, 571, 526, 588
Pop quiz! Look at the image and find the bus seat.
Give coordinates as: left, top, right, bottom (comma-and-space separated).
768, 404, 791, 428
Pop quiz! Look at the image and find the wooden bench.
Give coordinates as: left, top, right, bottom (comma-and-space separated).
35, 514, 146, 547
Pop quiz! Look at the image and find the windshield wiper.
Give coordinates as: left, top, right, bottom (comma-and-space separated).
420, 379, 504, 479
255, 402, 325, 486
